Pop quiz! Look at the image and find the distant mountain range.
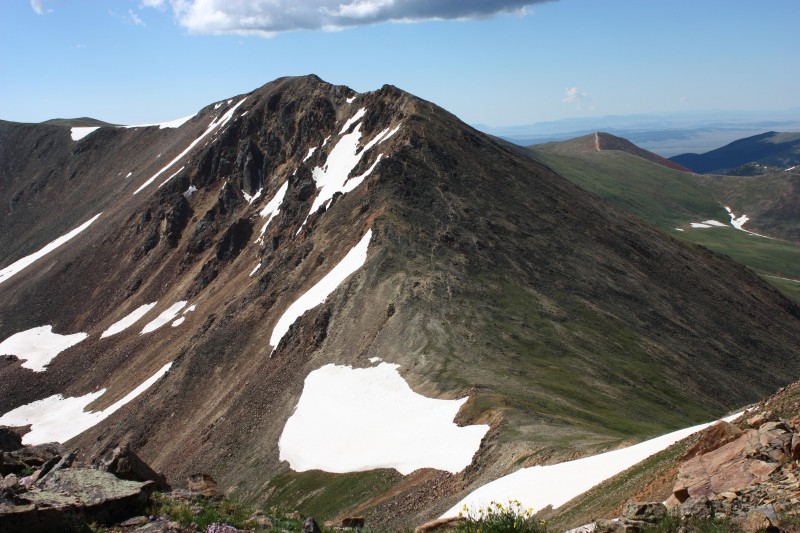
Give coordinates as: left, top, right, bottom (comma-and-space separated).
475, 109, 800, 157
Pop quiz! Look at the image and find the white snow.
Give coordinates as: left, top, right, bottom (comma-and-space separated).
786, 165, 798, 172
305, 123, 398, 223
346, 96, 356, 104
171, 317, 185, 327
101, 302, 157, 338
141, 301, 188, 334
339, 107, 367, 134
133, 97, 247, 195
0, 326, 88, 372
243, 188, 262, 205
0, 213, 102, 287
124, 114, 195, 129
690, 222, 712, 228
183, 185, 198, 199
725, 206, 749, 230
322, 135, 331, 147
279, 362, 489, 475
183, 305, 196, 314
126, 171, 132, 178
303, 147, 317, 162
158, 166, 186, 188
70, 127, 99, 141
255, 181, 289, 243
442, 412, 742, 518
702, 220, 727, 227
249, 262, 262, 277
0, 362, 172, 445
270, 229, 371, 350
675, 228, 685, 232
369, 357, 382, 363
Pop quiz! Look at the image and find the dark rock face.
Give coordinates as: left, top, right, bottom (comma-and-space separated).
0, 427, 23, 452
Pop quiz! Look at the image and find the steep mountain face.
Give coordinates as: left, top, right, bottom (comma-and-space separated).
2, 76, 800, 526
670, 131, 800, 174
533, 131, 690, 172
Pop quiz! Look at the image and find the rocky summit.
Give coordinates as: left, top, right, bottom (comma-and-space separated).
1, 75, 800, 527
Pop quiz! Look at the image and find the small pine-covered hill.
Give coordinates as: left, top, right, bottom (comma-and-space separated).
670, 131, 800, 174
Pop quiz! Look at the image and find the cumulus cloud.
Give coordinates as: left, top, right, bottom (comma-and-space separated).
30, 0, 52, 15
145, 0, 556, 36
562, 86, 590, 105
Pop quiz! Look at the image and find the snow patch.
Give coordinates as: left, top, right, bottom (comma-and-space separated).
346, 96, 356, 104
183, 305, 196, 314
134, 97, 247, 195
442, 412, 742, 518
159, 166, 186, 189
141, 301, 188, 334
339, 107, 367, 134
171, 317, 185, 327
243, 188, 262, 205
675, 228, 685, 232
305, 123, 398, 226
690, 222, 712, 228
125, 114, 195, 129
725, 206, 749, 230
0, 362, 172, 445
101, 302, 157, 338
303, 147, 317, 162
369, 357, 382, 363
256, 181, 289, 243
0, 326, 88, 372
279, 362, 489, 475
70, 127, 99, 141
0, 213, 102, 287
183, 185, 198, 199
702, 220, 727, 227
249, 262, 262, 277
270, 229, 371, 350
126, 171, 132, 178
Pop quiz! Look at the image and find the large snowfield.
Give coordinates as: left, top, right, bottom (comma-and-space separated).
0, 326, 88, 372
279, 361, 490, 475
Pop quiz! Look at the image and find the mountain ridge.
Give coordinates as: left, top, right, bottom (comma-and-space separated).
2, 75, 800, 526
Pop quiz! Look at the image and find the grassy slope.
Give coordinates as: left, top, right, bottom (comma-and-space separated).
530, 147, 800, 303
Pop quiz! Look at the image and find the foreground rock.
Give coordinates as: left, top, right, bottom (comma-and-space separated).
0, 468, 154, 532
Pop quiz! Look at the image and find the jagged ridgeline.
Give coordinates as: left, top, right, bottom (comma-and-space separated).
1, 75, 799, 527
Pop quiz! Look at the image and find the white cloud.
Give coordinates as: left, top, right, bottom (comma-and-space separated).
562, 86, 590, 106
30, 0, 52, 15
144, 0, 555, 36
110, 9, 147, 27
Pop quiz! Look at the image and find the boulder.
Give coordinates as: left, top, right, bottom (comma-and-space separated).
737, 505, 780, 533
675, 429, 778, 499
682, 421, 743, 460
622, 501, 667, 521
186, 473, 219, 497
303, 516, 322, 533
341, 516, 366, 528
679, 495, 713, 521
746, 411, 777, 429
0, 427, 23, 452
98, 446, 169, 489
0, 468, 155, 532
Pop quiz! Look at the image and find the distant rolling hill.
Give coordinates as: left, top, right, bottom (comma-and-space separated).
40, 117, 118, 127
670, 131, 800, 174
528, 133, 800, 302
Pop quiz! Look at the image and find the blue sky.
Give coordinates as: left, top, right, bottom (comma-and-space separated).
1, 0, 798, 127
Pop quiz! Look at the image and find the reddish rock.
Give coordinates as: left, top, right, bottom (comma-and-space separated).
682, 421, 743, 460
